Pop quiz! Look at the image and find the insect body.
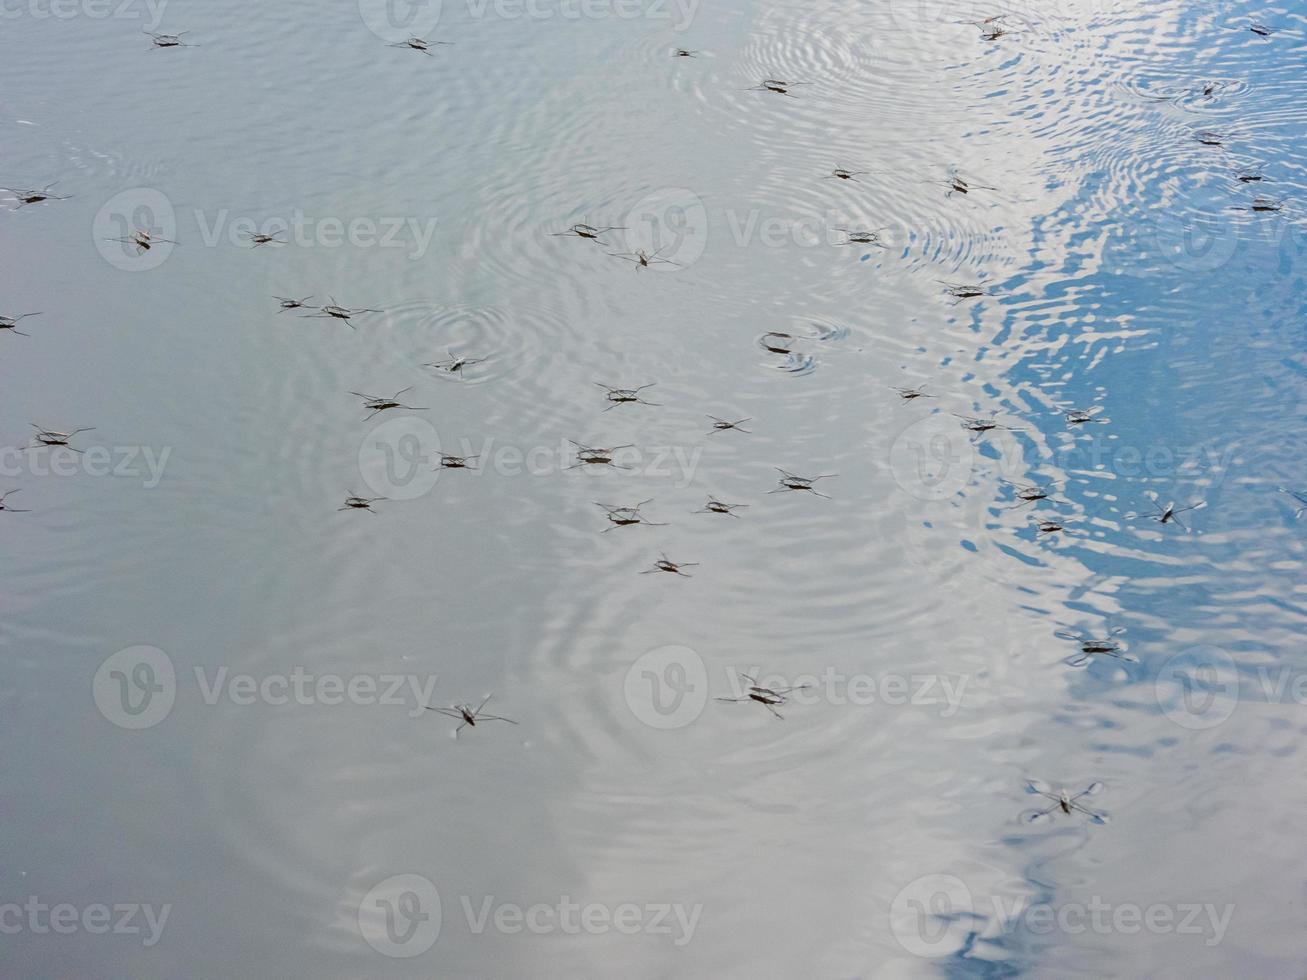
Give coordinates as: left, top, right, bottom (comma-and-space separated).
1065, 407, 1108, 425
436, 454, 479, 470
1024, 779, 1109, 824
955, 414, 1017, 434
608, 247, 678, 271
2, 183, 68, 209
707, 415, 751, 434
595, 500, 666, 531
244, 232, 286, 247
567, 442, 633, 470
641, 553, 698, 577
770, 469, 836, 498
695, 497, 747, 517
715, 673, 813, 719
893, 384, 933, 402
339, 494, 384, 513
1055, 628, 1136, 666
750, 78, 802, 97
106, 229, 176, 254
835, 227, 888, 247
673, 48, 698, 57
596, 383, 659, 410
0, 490, 29, 513
304, 297, 381, 327
552, 222, 625, 245
826, 168, 866, 181
426, 694, 516, 736
426, 351, 486, 375
273, 295, 313, 312
28, 424, 94, 452
351, 387, 427, 422
1007, 482, 1057, 508
0, 312, 40, 336
1130, 496, 1206, 530
937, 280, 990, 301
1230, 196, 1284, 212
388, 36, 451, 55
146, 30, 194, 48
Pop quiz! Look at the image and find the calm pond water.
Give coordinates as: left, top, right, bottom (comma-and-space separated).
2, 0, 1306, 976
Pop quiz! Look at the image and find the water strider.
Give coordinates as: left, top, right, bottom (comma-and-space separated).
1006, 482, 1058, 508
304, 297, 381, 327
1129, 495, 1207, 530
937, 280, 990, 301
893, 384, 933, 402
1056, 628, 1138, 666
426, 695, 516, 736
608, 246, 678, 271
350, 387, 427, 422
716, 673, 813, 719
641, 553, 699, 577
426, 351, 486, 375
2, 183, 68, 209
27, 424, 94, 452
567, 442, 633, 470
596, 383, 659, 410
594, 500, 666, 531
770, 469, 836, 498
273, 295, 313, 312
955, 414, 1018, 434
388, 36, 451, 55
0, 490, 29, 513
1065, 407, 1108, 425
243, 232, 285, 247
436, 454, 479, 470
1024, 779, 1109, 824
339, 494, 384, 513
146, 30, 195, 48
552, 222, 625, 245
695, 497, 748, 517
106, 229, 175, 254
707, 416, 751, 434
0, 311, 40, 336
834, 227, 887, 247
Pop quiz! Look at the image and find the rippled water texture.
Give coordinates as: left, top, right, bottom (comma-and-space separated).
2, 0, 1306, 976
